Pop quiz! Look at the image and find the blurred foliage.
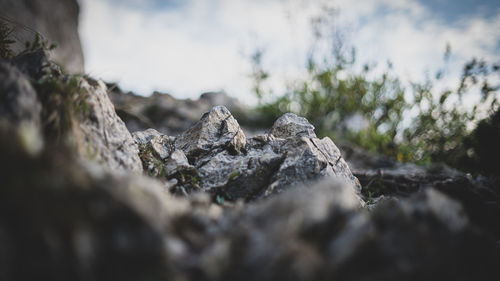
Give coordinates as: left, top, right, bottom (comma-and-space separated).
0, 17, 56, 60
34, 75, 90, 142
250, 10, 499, 173
0, 18, 15, 59
402, 57, 499, 167
23, 33, 57, 53
463, 108, 500, 175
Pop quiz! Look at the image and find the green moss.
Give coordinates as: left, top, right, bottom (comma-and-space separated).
137, 143, 165, 179
176, 170, 202, 190
228, 171, 240, 181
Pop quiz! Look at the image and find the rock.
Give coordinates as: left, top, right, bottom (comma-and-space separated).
265, 135, 360, 197
341, 142, 500, 239
0, 0, 84, 73
174, 106, 247, 161
269, 112, 316, 138
165, 150, 192, 176
0, 128, 173, 281
135, 106, 362, 202
323, 188, 497, 281
133, 128, 173, 178
0, 61, 44, 155
3, 50, 142, 172
133, 128, 173, 160
0, 61, 41, 127
72, 79, 143, 172
164, 181, 498, 281
2, 39, 500, 281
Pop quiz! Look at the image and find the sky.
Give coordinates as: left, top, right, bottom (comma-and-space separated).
78, 0, 500, 103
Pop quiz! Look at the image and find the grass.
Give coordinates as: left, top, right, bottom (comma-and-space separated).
34, 75, 90, 142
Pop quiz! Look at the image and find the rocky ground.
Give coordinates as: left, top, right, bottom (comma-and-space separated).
1, 49, 500, 281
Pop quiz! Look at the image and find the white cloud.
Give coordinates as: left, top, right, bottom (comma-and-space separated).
79, 0, 500, 104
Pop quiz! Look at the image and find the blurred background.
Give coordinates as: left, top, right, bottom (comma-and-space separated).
78, 0, 500, 173
79, 0, 500, 102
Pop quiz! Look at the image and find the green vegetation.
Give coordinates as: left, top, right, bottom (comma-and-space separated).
1, 17, 56, 60
0, 18, 15, 59
137, 143, 167, 178
251, 14, 499, 173
1, 17, 89, 145
34, 75, 90, 141
176, 169, 202, 190
23, 33, 57, 54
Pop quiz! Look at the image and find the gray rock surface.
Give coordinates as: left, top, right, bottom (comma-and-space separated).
2, 50, 141, 172
0, 61, 41, 127
341, 142, 500, 238
0, 0, 84, 73
135, 106, 362, 202
72, 78, 143, 172
0, 130, 177, 281
269, 112, 316, 138
161, 181, 497, 281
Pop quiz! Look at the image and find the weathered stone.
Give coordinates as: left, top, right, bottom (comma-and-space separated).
0, 129, 174, 281
0, 61, 44, 155
0, 61, 41, 126
165, 150, 192, 176
133, 128, 173, 160
266, 136, 361, 196
136, 106, 361, 202
174, 106, 247, 162
73, 79, 142, 172
341, 142, 500, 238
320, 188, 494, 281
269, 112, 316, 138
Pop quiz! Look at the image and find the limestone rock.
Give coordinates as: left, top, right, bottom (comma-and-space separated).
72, 79, 143, 172
174, 106, 247, 162
135, 106, 361, 202
269, 112, 316, 138
133, 128, 173, 160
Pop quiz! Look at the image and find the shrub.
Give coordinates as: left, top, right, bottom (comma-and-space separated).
250, 12, 499, 171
